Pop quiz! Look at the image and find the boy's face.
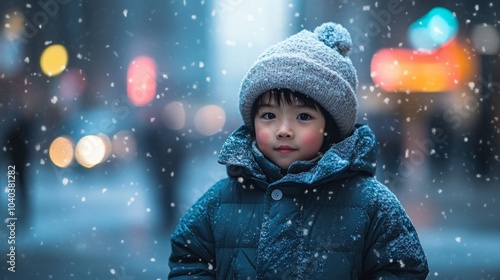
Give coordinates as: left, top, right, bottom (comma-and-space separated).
253, 94, 326, 170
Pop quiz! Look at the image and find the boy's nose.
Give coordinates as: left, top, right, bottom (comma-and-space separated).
276, 123, 294, 138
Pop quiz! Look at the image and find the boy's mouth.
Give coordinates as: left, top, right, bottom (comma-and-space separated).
275, 145, 297, 154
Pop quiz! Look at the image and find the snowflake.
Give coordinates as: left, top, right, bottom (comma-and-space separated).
111, 267, 135, 280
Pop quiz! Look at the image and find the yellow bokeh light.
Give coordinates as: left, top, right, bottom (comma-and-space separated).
194, 105, 226, 136
40, 44, 68, 77
75, 135, 106, 168
49, 136, 74, 168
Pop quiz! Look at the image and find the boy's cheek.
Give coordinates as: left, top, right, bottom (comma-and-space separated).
301, 131, 324, 151
255, 129, 273, 147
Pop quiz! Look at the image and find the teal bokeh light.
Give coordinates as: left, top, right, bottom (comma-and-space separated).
408, 7, 458, 50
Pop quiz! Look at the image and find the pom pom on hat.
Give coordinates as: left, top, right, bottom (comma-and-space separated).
239, 22, 358, 139
314, 22, 352, 56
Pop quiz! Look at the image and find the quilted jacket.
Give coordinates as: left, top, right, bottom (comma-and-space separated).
169, 124, 429, 279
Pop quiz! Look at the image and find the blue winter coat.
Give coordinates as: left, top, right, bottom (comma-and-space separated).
169, 124, 429, 279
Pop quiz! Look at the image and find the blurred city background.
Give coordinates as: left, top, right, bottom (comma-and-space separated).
0, 0, 499, 279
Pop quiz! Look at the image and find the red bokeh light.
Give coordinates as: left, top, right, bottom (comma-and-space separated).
127, 55, 157, 107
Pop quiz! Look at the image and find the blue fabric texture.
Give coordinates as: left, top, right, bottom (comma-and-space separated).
239, 22, 358, 138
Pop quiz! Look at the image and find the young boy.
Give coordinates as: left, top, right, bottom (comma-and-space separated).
169, 22, 429, 279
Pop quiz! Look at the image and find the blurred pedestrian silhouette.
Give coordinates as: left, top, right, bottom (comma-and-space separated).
3, 118, 32, 222
0, 74, 41, 227
136, 104, 186, 233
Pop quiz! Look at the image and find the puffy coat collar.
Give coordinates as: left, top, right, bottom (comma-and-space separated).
218, 124, 377, 186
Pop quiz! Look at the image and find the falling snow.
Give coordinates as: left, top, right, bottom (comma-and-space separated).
1, 1, 498, 279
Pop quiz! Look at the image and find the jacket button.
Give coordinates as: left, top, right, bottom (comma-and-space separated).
271, 189, 283, 201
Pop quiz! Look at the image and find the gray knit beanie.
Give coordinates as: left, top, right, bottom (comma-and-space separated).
239, 22, 358, 139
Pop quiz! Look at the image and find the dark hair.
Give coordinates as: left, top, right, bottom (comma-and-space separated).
251, 88, 341, 152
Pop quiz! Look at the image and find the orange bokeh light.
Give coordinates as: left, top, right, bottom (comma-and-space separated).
49, 136, 74, 168
370, 39, 477, 92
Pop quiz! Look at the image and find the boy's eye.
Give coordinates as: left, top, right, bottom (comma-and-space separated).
261, 113, 276, 120
297, 113, 312, 120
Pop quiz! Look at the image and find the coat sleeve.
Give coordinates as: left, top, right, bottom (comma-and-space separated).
362, 182, 429, 280
168, 184, 220, 279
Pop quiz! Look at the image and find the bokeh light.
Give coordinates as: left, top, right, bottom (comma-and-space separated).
75, 135, 107, 168
2, 9, 24, 40
97, 133, 112, 163
162, 101, 186, 130
127, 55, 157, 107
40, 44, 68, 77
408, 7, 458, 50
60, 68, 87, 99
194, 105, 226, 136
112, 130, 137, 161
0, 10, 25, 76
371, 40, 477, 92
471, 24, 500, 55
49, 136, 74, 168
